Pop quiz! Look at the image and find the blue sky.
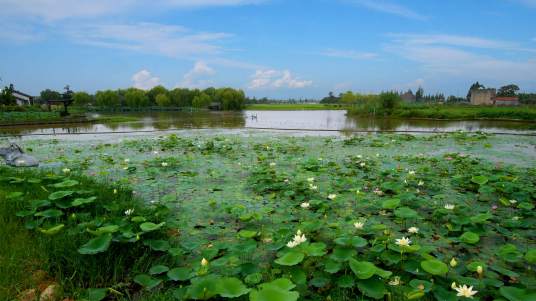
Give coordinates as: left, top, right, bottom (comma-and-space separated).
1, 0, 535, 98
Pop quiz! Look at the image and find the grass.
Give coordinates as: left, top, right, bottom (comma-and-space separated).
245, 103, 347, 110
349, 104, 536, 121
1, 133, 534, 300
0, 111, 93, 125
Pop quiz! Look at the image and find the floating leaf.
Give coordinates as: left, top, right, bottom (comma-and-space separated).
216, 277, 250, 298
394, 207, 419, 219
357, 278, 386, 299
48, 190, 74, 200
140, 222, 165, 232
39, 224, 65, 235
500, 286, 536, 301
52, 179, 79, 188
525, 249, 536, 264
471, 175, 489, 185
460, 232, 480, 244
149, 265, 169, 275
78, 234, 112, 255
250, 279, 299, 301
72, 197, 97, 207
167, 267, 192, 281
421, 259, 448, 276
275, 252, 304, 266
349, 259, 376, 279
134, 274, 162, 290
382, 198, 400, 209
238, 230, 258, 238
82, 288, 108, 301
34, 209, 63, 218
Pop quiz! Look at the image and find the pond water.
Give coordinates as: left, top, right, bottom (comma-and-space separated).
0, 110, 535, 136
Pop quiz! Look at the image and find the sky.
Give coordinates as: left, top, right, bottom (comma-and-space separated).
0, 0, 535, 99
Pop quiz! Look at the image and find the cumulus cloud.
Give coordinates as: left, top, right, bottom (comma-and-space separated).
249, 69, 312, 89
179, 61, 215, 88
132, 70, 161, 90
321, 49, 378, 60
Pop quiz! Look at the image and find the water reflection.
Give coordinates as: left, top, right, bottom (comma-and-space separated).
0, 110, 534, 136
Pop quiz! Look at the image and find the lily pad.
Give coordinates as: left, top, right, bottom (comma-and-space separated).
134, 274, 162, 290
78, 234, 113, 255
275, 251, 304, 266
460, 232, 480, 244
421, 259, 448, 276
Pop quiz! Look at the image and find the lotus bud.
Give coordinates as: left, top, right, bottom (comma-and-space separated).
201, 258, 209, 267
451, 282, 457, 289
477, 266, 483, 275
450, 258, 458, 267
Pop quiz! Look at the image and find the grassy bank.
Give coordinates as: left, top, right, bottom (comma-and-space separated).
0, 111, 93, 126
2, 133, 535, 300
349, 104, 536, 121
246, 103, 346, 110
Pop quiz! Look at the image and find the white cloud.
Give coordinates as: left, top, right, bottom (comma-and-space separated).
66, 22, 231, 57
249, 69, 312, 89
0, 0, 265, 20
321, 49, 378, 60
0, 22, 44, 43
348, 0, 427, 20
179, 61, 215, 88
132, 70, 161, 90
386, 34, 536, 83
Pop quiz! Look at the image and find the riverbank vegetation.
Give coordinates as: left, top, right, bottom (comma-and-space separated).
1, 133, 535, 300
245, 103, 346, 110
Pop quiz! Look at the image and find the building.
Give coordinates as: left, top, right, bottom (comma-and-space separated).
494, 96, 519, 106
470, 88, 519, 106
401, 90, 416, 102
470, 88, 496, 105
9, 84, 34, 105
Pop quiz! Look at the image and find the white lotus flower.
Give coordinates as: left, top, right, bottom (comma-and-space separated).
477, 266, 483, 275
124, 159, 130, 163
388, 276, 401, 286
509, 199, 517, 204
453, 284, 478, 298
125, 209, 134, 216
201, 258, 209, 266
354, 222, 364, 230
444, 204, 455, 210
408, 227, 419, 234
307, 177, 315, 182
113, 189, 118, 194
360, 162, 366, 167
328, 194, 337, 200
408, 170, 416, 175
287, 230, 306, 248
269, 162, 276, 167
300, 202, 310, 209
450, 258, 458, 267
153, 151, 159, 155
286, 240, 299, 248
418, 181, 424, 186
161, 162, 168, 167
62, 168, 71, 173
309, 184, 318, 190
395, 237, 411, 247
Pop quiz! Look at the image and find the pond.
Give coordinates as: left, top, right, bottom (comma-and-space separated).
0, 110, 535, 136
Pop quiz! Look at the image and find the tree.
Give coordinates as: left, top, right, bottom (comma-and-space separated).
40, 89, 61, 101
497, 84, 520, 97
467, 82, 485, 100
124, 88, 149, 107
192, 93, 211, 108
95, 90, 120, 107
416, 87, 424, 102
147, 86, 168, 105
0, 85, 16, 105
340, 91, 358, 104
72, 92, 93, 106
379, 92, 401, 115
155, 93, 172, 107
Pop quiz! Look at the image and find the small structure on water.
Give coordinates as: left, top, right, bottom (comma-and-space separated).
47, 85, 74, 116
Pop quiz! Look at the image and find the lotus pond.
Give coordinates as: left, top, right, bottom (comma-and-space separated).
1, 131, 535, 301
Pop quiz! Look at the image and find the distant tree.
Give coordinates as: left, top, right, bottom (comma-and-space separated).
340, 91, 358, 104
147, 86, 168, 105
320, 91, 340, 104
216, 88, 245, 110
0, 85, 16, 105
124, 88, 149, 107
466, 82, 485, 100
379, 92, 401, 115
40, 89, 62, 101
155, 93, 172, 107
72, 91, 93, 106
192, 93, 211, 108
95, 90, 120, 107
416, 87, 424, 101
497, 84, 520, 97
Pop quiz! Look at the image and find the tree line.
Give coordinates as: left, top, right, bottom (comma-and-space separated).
40, 86, 246, 110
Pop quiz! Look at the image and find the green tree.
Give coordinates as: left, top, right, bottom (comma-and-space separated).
379, 92, 401, 115
169, 88, 193, 107
340, 91, 358, 104
216, 88, 245, 110
72, 92, 93, 106
95, 90, 120, 108
497, 84, 520, 97
0, 85, 16, 105
124, 88, 149, 107
40, 89, 61, 101
192, 93, 211, 108
416, 87, 424, 101
147, 86, 168, 105
155, 93, 172, 107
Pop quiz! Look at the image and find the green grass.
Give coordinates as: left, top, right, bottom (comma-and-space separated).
349, 104, 536, 121
246, 103, 347, 110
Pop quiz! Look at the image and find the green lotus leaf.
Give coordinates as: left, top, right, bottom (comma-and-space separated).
409, 279, 433, 292
356, 278, 386, 299
72, 197, 97, 207
331, 247, 356, 262
324, 259, 342, 274
186, 275, 220, 300
48, 190, 74, 200
349, 259, 376, 279
238, 229, 258, 238
140, 222, 165, 232
251, 278, 299, 301
466, 261, 487, 272
52, 179, 79, 188
144, 239, 170, 252
167, 267, 192, 281
82, 288, 108, 301
39, 224, 65, 235
34, 208, 63, 218
303, 242, 326, 257
382, 198, 400, 209
78, 234, 112, 255
275, 251, 304, 266
149, 265, 169, 275
525, 249, 536, 264
134, 274, 162, 290
421, 259, 448, 276
471, 175, 489, 185
460, 232, 480, 244
88, 225, 119, 235
470, 212, 493, 224
498, 244, 523, 262
500, 286, 536, 301
336, 275, 355, 288
216, 277, 250, 298
394, 207, 419, 219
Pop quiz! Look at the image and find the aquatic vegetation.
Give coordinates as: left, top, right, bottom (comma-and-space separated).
1, 132, 535, 300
